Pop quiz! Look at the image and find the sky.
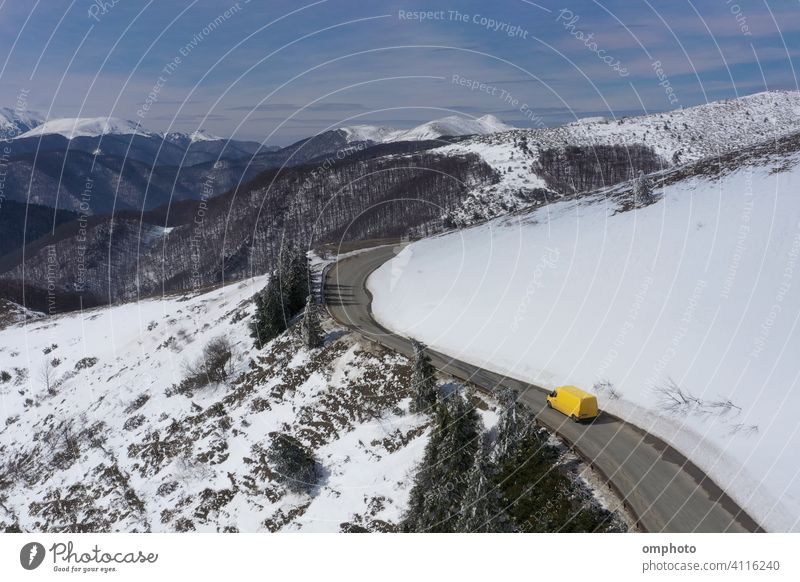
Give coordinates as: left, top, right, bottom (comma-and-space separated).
0, 0, 798, 145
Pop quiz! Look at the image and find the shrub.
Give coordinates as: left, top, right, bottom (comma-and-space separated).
74, 357, 99, 370
266, 432, 319, 494
250, 242, 310, 349
201, 337, 234, 383
167, 336, 234, 397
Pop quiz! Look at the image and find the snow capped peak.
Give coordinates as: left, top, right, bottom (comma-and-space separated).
0, 107, 44, 138
339, 124, 394, 144
475, 113, 512, 131
396, 114, 513, 142
17, 117, 153, 140
337, 113, 514, 144
164, 129, 224, 146
189, 129, 222, 142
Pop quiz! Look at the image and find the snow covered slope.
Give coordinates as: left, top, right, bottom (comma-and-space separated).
0, 300, 43, 331
437, 90, 800, 225
0, 107, 43, 138
164, 129, 224, 145
0, 276, 436, 532
339, 113, 514, 144
368, 132, 800, 532
17, 117, 155, 140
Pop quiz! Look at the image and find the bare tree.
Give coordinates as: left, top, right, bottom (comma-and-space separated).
653, 377, 702, 415
40, 359, 54, 396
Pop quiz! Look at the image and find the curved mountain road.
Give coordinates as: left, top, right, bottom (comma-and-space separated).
323, 243, 761, 533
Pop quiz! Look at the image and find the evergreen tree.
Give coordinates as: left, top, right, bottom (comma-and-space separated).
456, 436, 515, 533
633, 169, 654, 205
266, 432, 319, 494
402, 403, 450, 532
300, 294, 324, 349
493, 386, 533, 465
277, 241, 309, 316
409, 340, 438, 413
402, 391, 482, 532
438, 393, 482, 477
250, 278, 286, 349
250, 241, 311, 349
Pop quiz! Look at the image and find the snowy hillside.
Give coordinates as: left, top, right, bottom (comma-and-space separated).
0, 277, 438, 532
164, 129, 224, 145
0, 107, 43, 138
339, 113, 514, 144
368, 133, 800, 532
17, 117, 155, 140
0, 300, 43, 331
437, 90, 800, 225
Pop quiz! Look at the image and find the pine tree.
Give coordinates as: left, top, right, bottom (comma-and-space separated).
250, 241, 311, 349
633, 169, 654, 205
250, 278, 286, 349
456, 436, 515, 532
403, 392, 482, 532
266, 432, 319, 494
277, 241, 309, 316
409, 340, 438, 413
402, 403, 450, 532
493, 386, 533, 465
300, 294, 324, 349
438, 393, 482, 478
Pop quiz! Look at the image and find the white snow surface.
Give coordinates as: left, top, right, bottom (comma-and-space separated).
368, 144, 800, 532
0, 107, 43, 138
0, 277, 431, 532
165, 129, 224, 144
188, 129, 222, 142
17, 117, 154, 140
339, 113, 514, 144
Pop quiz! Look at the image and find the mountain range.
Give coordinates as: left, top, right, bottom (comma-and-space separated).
3, 90, 800, 310
0, 111, 512, 215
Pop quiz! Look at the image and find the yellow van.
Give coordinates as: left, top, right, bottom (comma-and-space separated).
546, 385, 599, 422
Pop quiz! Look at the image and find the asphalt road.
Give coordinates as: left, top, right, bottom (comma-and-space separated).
323, 242, 762, 533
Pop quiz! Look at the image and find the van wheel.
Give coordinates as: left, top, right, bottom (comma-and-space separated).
571, 415, 579, 423
546, 401, 552, 409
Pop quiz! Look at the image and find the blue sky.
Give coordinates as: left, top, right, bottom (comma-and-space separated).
1, 0, 798, 144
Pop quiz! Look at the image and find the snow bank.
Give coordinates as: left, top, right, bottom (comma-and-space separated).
369, 149, 800, 532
